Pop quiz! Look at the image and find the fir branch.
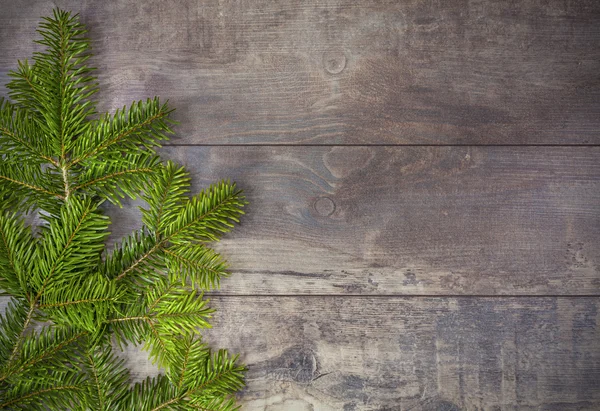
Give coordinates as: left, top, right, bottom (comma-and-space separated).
39, 297, 115, 309
113, 242, 162, 282
113, 181, 244, 283
0, 212, 36, 297
147, 349, 244, 411
0, 173, 64, 200
1, 7, 247, 409
4, 328, 87, 381
38, 273, 125, 332
165, 244, 228, 290
33, 197, 109, 298
107, 278, 213, 369
0, 299, 30, 370
69, 98, 172, 169
0, 384, 81, 409
141, 161, 190, 235
164, 181, 246, 245
7, 9, 98, 157
72, 151, 161, 205
5, 302, 36, 371
81, 344, 130, 411
0, 98, 58, 166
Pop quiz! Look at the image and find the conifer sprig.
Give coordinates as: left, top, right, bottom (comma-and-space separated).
0, 8, 246, 410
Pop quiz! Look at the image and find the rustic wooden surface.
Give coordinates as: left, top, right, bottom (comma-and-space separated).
1, 0, 600, 145
106, 146, 600, 296
1, 0, 600, 409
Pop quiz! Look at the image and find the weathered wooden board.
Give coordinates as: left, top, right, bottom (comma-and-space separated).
117, 296, 600, 410
1, 1, 599, 409
1, 0, 599, 144
104, 146, 600, 296
1, 295, 597, 409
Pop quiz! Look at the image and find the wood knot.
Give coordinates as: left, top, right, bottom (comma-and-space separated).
268, 346, 318, 384
323, 52, 346, 74
314, 196, 336, 217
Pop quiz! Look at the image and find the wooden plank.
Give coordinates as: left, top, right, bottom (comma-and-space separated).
117, 296, 600, 410
2, 295, 598, 410
1, 0, 599, 144
103, 146, 600, 296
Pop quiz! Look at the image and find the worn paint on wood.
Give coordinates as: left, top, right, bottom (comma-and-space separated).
104, 146, 600, 296
1, 0, 599, 144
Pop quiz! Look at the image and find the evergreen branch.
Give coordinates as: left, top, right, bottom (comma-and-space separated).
0, 225, 16, 281
72, 151, 161, 205
177, 340, 192, 390
186, 350, 245, 398
146, 281, 178, 312
108, 279, 212, 367
83, 111, 164, 160
115, 182, 244, 283
33, 197, 109, 298
187, 397, 240, 411
0, 173, 64, 199
0, 212, 36, 297
164, 181, 245, 245
146, 320, 169, 363
149, 396, 179, 411
0, 125, 56, 164
5, 302, 36, 370
122, 375, 178, 411
69, 98, 172, 169
0, 163, 65, 213
39, 297, 115, 309
114, 242, 162, 282
123, 370, 241, 411
39, 273, 125, 332
82, 344, 130, 411
72, 111, 163, 166
0, 7, 247, 408
0, 98, 57, 165
141, 161, 190, 235
106, 315, 148, 324
0, 385, 81, 409
0, 299, 29, 370
149, 349, 244, 411
5, 330, 87, 380
36, 208, 91, 299
8, 61, 44, 111
188, 398, 240, 411
102, 230, 163, 285
72, 167, 154, 192
86, 351, 105, 410
8, 9, 98, 157
165, 244, 228, 290
0, 123, 54, 162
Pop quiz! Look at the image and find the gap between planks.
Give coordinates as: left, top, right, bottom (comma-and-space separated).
163, 143, 600, 147
205, 293, 600, 298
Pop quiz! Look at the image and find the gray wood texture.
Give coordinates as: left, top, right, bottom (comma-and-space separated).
202, 296, 600, 410
1, 0, 599, 144
120, 297, 600, 410
107, 146, 600, 296
1, 0, 599, 409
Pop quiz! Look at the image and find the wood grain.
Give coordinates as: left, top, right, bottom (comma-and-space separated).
104, 146, 600, 296
116, 296, 600, 410
1, 0, 599, 144
1, 1, 599, 409
2, 295, 597, 409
